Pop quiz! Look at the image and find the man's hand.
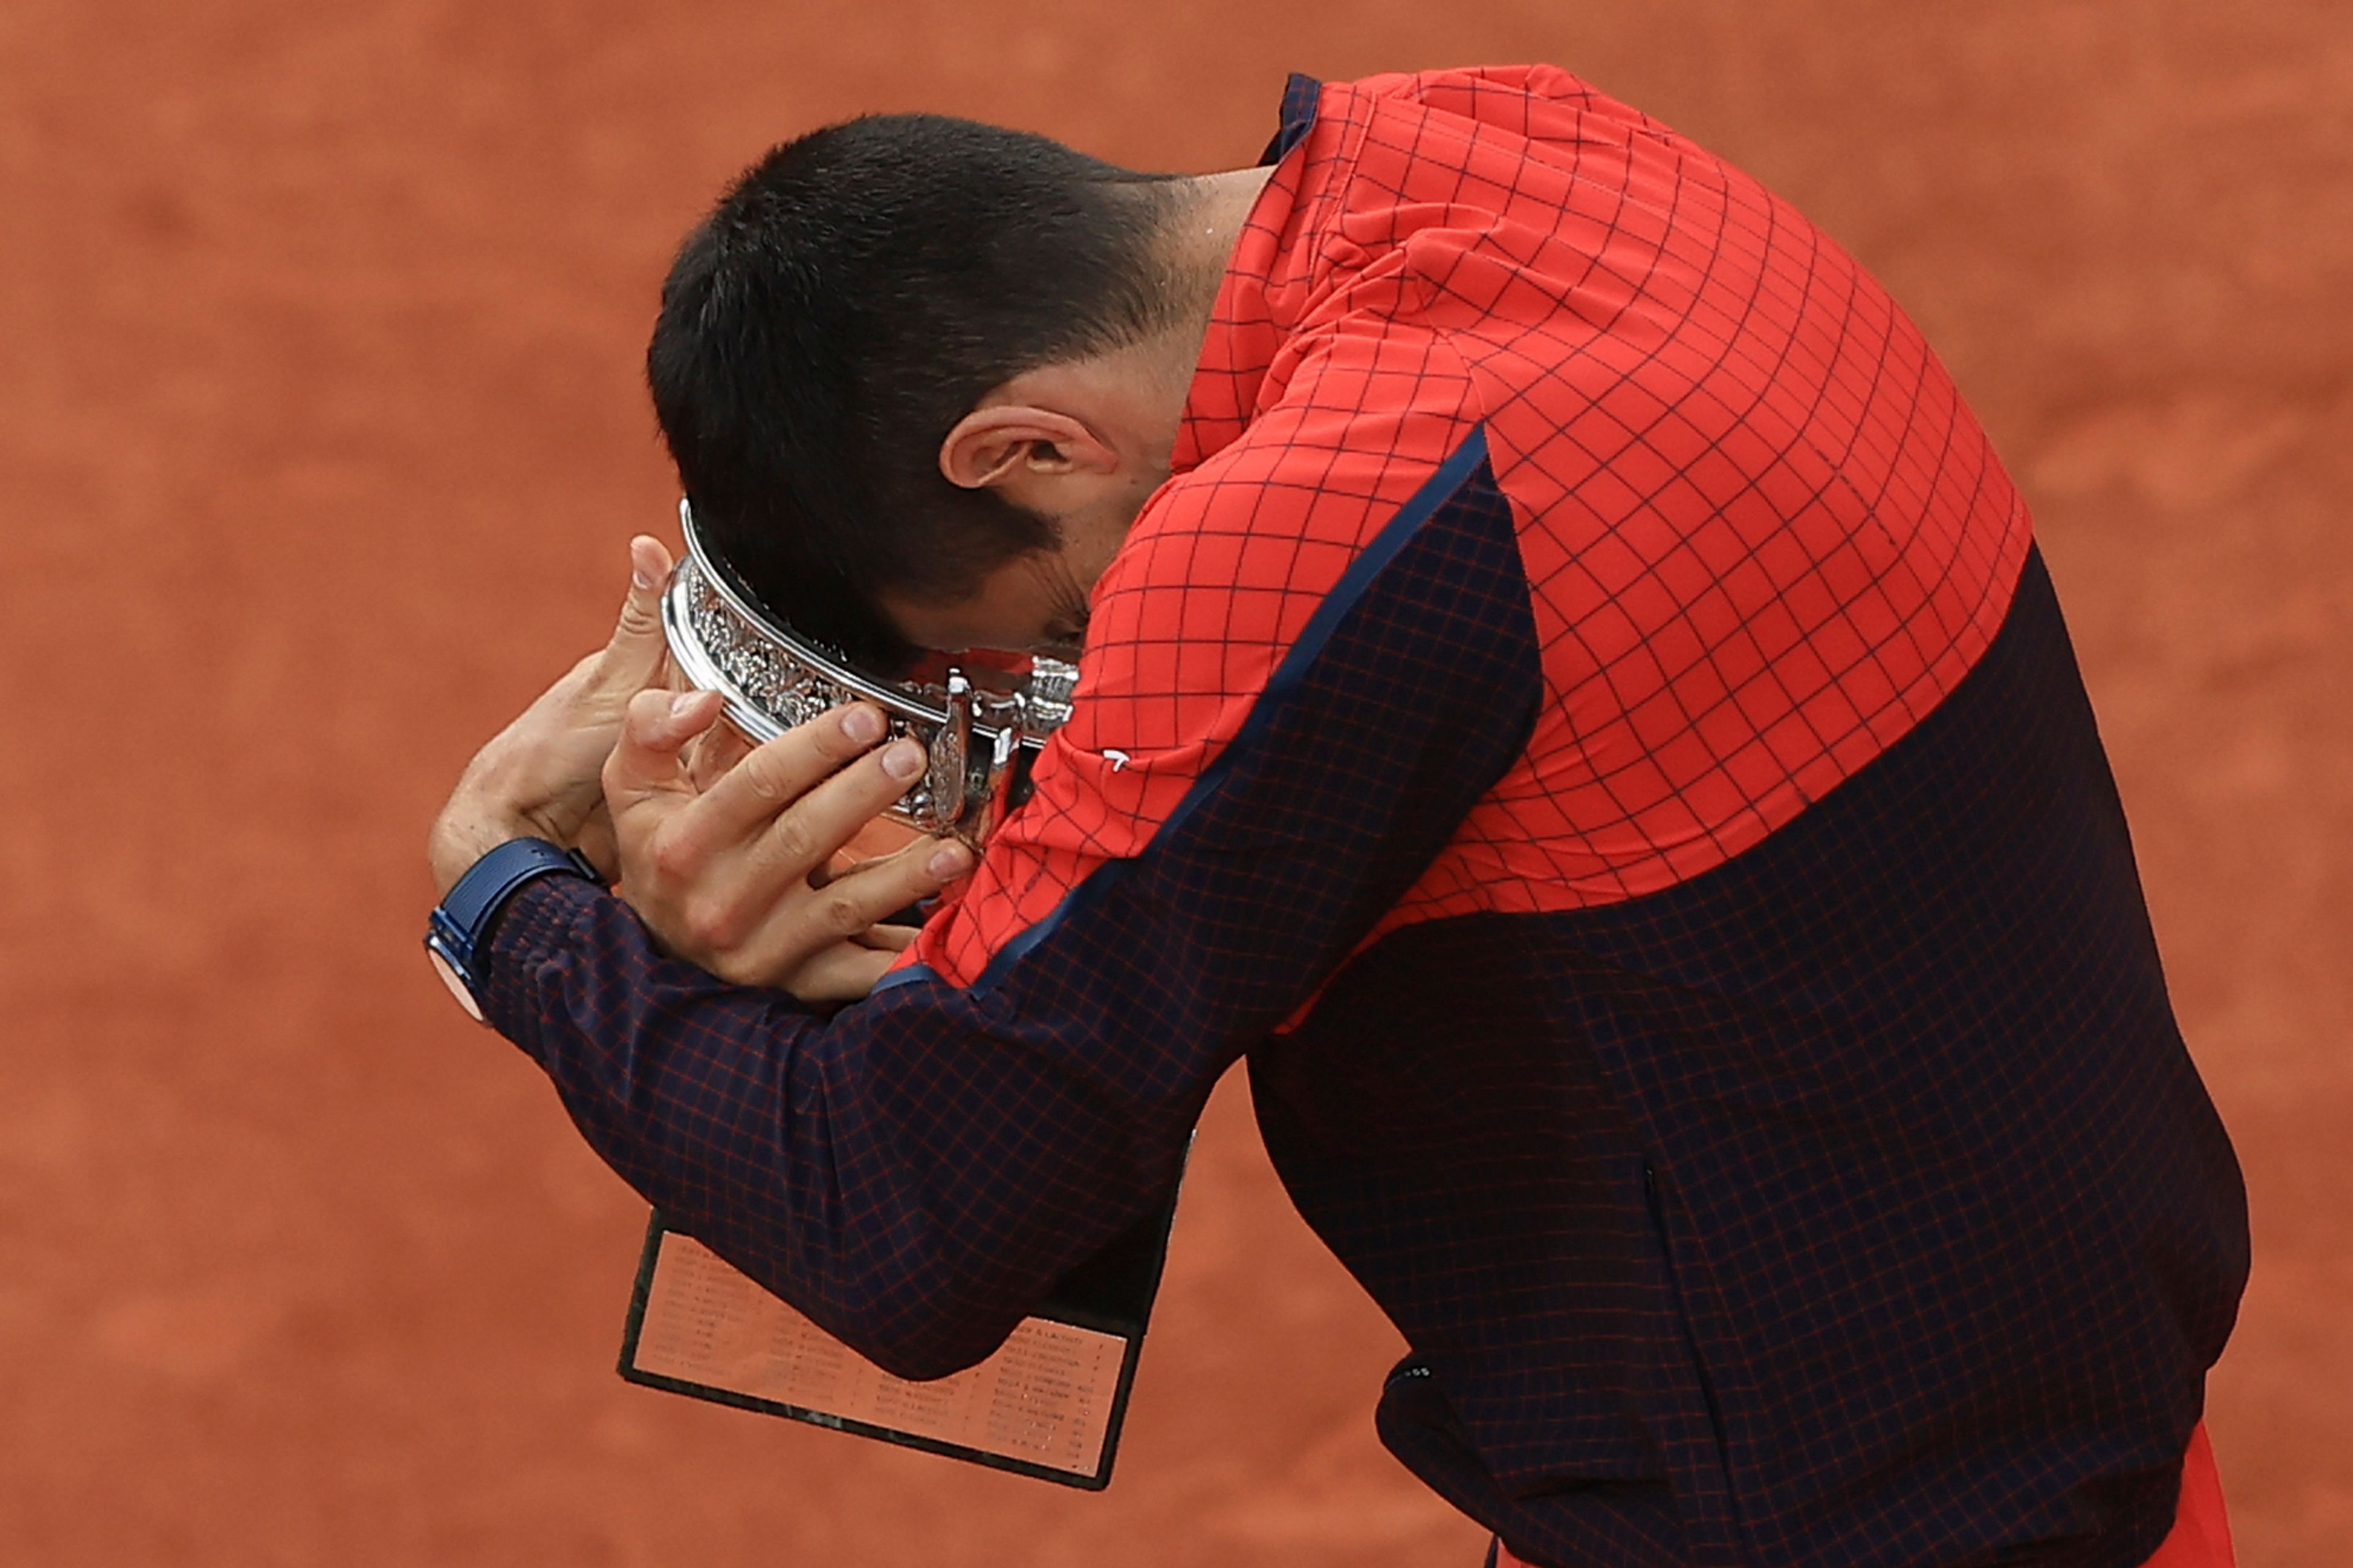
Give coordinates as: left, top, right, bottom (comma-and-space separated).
603, 690, 976, 1001
427, 536, 678, 896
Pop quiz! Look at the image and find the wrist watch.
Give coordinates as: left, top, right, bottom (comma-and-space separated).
425, 838, 604, 1022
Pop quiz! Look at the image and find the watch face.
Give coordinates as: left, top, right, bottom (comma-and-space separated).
426, 942, 486, 1023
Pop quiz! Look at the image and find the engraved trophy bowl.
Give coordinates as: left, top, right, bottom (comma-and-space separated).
661, 499, 1077, 843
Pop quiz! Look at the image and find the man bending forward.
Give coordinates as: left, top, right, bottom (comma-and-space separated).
429, 66, 2246, 1568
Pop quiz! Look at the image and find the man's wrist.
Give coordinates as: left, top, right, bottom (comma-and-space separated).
424, 837, 606, 1025
428, 795, 543, 896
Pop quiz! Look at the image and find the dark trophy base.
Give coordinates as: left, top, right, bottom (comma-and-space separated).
615, 1189, 1181, 1490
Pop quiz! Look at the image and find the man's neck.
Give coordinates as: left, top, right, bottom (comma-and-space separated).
1131, 165, 1277, 468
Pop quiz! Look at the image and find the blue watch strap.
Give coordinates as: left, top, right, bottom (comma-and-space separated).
426, 838, 604, 1001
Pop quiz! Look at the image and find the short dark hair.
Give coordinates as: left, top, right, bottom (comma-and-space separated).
646, 115, 1180, 668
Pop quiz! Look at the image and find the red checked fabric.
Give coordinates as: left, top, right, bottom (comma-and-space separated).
907, 64, 2028, 989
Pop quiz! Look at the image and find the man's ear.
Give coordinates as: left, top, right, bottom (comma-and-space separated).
939, 404, 1115, 491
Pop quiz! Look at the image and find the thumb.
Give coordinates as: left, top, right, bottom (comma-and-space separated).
605, 686, 724, 813
590, 535, 676, 695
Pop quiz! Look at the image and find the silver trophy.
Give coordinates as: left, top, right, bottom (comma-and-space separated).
639, 508, 1175, 1490
661, 499, 1078, 842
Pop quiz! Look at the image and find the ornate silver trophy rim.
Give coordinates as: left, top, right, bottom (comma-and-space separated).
661, 498, 1077, 838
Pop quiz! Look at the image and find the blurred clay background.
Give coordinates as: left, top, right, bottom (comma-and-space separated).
1, 1, 2346, 1563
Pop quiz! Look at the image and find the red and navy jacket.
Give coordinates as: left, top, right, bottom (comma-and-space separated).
482, 68, 2248, 1568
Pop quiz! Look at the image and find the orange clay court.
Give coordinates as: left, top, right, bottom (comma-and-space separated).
1, 2, 2347, 1564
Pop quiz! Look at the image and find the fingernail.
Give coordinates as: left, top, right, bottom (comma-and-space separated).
630, 539, 660, 590
669, 691, 699, 721
927, 841, 972, 878
841, 705, 884, 744
882, 740, 924, 781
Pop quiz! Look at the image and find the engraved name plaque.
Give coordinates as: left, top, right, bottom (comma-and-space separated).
617, 1192, 1179, 1489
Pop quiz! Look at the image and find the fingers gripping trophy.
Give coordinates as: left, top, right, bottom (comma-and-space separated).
662, 498, 1079, 846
